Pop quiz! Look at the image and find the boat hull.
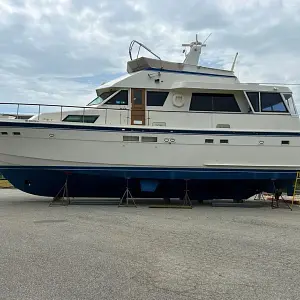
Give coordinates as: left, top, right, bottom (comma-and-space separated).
0, 120, 298, 199
0, 166, 295, 199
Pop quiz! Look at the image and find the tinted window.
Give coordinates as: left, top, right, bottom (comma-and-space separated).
132, 89, 143, 105
106, 90, 128, 105
190, 93, 240, 112
100, 91, 115, 100
63, 115, 99, 123
190, 94, 213, 111
213, 94, 240, 112
147, 91, 169, 106
87, 91, 116, 106
246, 92, 259, 112
261, 93, 287, 112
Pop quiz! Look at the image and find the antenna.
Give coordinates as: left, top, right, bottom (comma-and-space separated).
203, 33, 212, 45
231, 52, 239, 72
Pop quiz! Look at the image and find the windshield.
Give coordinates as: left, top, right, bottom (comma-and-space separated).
87, 91, 116, 106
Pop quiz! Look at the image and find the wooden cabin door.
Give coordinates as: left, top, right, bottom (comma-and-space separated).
131, 88, 145, 125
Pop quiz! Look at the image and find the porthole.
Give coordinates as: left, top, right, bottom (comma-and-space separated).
259, 141, 264, 145
281, 140, 290, 145
13, 132, 21, 136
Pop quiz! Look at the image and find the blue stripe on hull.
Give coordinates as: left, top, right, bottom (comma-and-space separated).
0, 121, 300, 136
0, 167, 295, 199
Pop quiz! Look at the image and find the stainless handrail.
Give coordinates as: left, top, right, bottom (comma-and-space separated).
0, 102, 296, 127
16, 103, 20, 119
0, 102, 294, 115
129, 40, 161, 61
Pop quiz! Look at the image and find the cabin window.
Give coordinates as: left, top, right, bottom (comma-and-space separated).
87, 90, 116, 106
190, 94, 212, 111
189, 93, 240, 112
105, 90, 128, 105
246, 92, 259, 112
1, 132, 8, 135
146, 91, 169, 106
63, 115, 99, 123
281, 140, 290, 145
261, 93, 288, 113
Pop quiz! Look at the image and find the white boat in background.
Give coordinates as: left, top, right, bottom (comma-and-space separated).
0, 36, 299, 200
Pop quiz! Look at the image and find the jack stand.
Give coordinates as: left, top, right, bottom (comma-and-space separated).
254, 192, 266, 201
50, 176, 70, 207
272, 195, 292, 211
118, 178, 137, 207
271, 181, 292, 210
182, 179, 192, 208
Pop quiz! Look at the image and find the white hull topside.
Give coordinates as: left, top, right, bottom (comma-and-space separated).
0, 121, 300, 171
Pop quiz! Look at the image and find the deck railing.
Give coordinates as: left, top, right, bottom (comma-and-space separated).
0, 102, 130, 123
0, 102, 167, 126
0, 102, 298, 127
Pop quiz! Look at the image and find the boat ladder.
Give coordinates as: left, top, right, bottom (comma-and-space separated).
292, 171, 300, 209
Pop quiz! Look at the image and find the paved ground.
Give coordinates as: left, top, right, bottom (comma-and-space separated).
0, 189, 300, 300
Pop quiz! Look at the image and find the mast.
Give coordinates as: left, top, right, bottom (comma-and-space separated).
182, 33, 211, 66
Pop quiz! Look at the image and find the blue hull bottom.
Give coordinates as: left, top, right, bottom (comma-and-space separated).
0, 167, 296, 199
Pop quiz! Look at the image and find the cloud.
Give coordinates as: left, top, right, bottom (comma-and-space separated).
0, 0, 299, 109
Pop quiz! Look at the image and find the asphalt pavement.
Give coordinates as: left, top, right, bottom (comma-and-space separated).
0, 189, 300, 300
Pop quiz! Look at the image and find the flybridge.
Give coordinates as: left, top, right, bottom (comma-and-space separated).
127, 36, 237, 78
127, 57, 236, 78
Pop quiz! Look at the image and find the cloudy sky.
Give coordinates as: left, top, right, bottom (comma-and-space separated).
0, 0, 300, 111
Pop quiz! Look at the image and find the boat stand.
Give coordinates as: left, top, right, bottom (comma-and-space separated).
254, 192, 266, 201
49, 176, 70, 207
271, 194, 292, 210
149, 179, 192, 208
271, 181, 292, 211
182, 179, 192, 207
118, 178, 137, 207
